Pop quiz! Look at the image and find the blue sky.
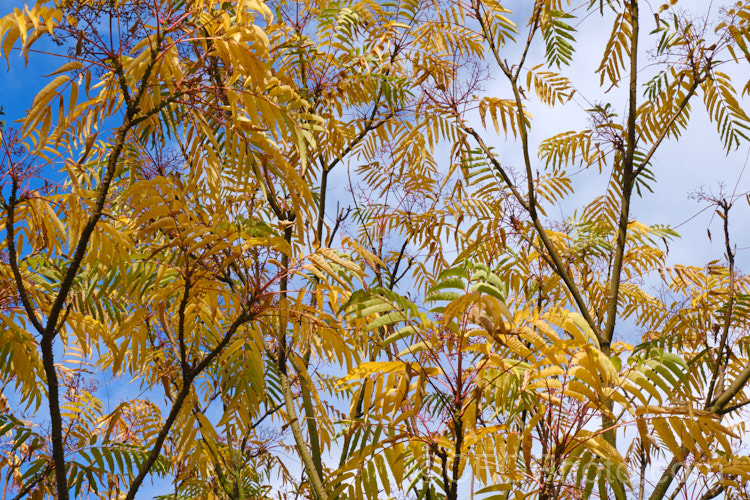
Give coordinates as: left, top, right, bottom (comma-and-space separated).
2, 0, 750, 498
0, 1, 59, 124
498, 0, 750, 270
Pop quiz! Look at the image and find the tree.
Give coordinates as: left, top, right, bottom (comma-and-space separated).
1, 0, 750, 500
338, 1, 750, 499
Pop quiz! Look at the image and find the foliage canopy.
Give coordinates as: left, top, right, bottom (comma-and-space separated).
1, 0, 750, 499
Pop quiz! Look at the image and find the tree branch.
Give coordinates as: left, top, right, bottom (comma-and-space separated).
467, 2, 606, 345
124, 307, 254, 500
602, 0, 639, 351
278, 369, 329, 500
3, 181, 45, 334
705, 200, 734, 407
461, 124, 604, 345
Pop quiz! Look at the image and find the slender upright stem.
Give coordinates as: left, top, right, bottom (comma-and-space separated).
603, 0, 639, 351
